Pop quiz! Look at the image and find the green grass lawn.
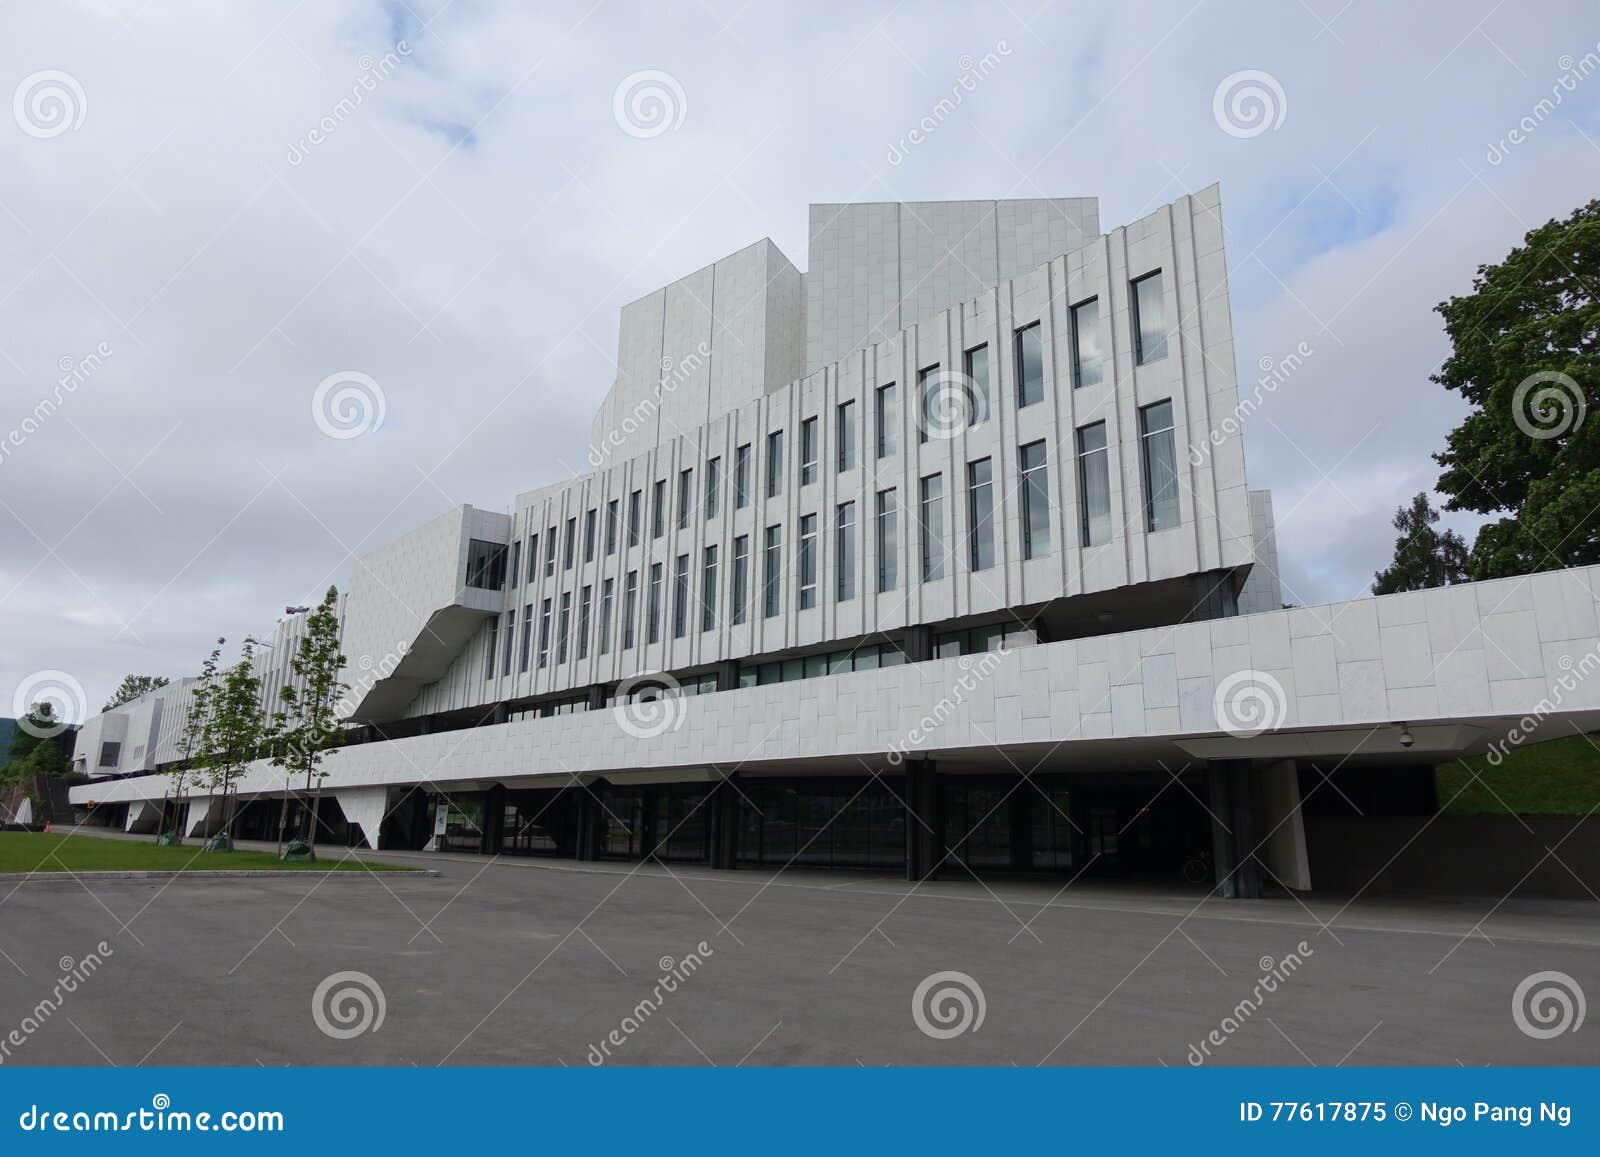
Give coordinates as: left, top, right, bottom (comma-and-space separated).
0, 831, 412, 873
1437, 733, 1600, 815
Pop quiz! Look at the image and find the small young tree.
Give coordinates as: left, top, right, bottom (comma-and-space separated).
161, 640, 223, 844
269, 588, 349, 860
102, 674, 171, 714
197, 638, 265, 850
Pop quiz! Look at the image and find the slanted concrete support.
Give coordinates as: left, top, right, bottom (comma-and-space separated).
1258, 759, 1311, 891
1206, 760, 1261, 899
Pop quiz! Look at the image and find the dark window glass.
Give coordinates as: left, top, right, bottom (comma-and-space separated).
876, 488, 898, 592
835, 501, 856, 601
763, 525, 782, 618
919, 473, 945, 581
966, 457, 994, 571
1140, 399, 1181, 531
1078, 421, 1112, 546
731, 535, 749, 625
876, 383, 898, 458
1133, 271, 1167, 364
1020, 440, 1051, 560
1015, 322, 1043, 407
1071, 297, 1102, 388
735, 443, 751, 508
465, 539, 507, 590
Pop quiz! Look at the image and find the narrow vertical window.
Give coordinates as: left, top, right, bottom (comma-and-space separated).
966, 457, 994, 571
599, 577, 615, 654
963, 344, 990, 425
1020, 440, 1051, 560
1078, 421, 1112, 547
606, 500, 619, 554
1133, 271, 1167, 364
578, 584, 592, 659
835, 501, 857, 601
916, 365, 938, 444
701, 545, 718, 631
919, 473, 945, 581
836, 400, 857, 471
705, 457, 720, 519
622, 570, 638, 649
762, 525, 782, 617
1140, 399, 1181, 532
627, 490, 641, 547
503, 609, 515, 675
1015, 322, 1043, 408
484, 616, 499, 679
557, 592, 571, 664
509, 540, 522, 589
1071, 297, 1102, 388
766, 430, 784, 498
651, 479, 666, 538
735, 443, 751, 508
563, 516, 576, 569
677, 468, 693, 530
672, 554, 689, 638
797, 514, 818, 610
527, 533, 538, 580
647, 562, 663, 644
876, 488, 898, 593
731, 535, 750, 625
545, 526, 557, 575
583, 508, 597, 562
537, 598, 552, 668
800, 417, 818, 485
875, 383, 898, 458
519, 603, 533, 672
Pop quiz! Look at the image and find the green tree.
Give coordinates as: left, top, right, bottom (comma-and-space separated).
101, 673, 170, 714
1434, 199, 1600, 578
160, 640, 223, 844
196, 638, 265, 850
1372, 493, 1471, 595
269, 588, 349, 860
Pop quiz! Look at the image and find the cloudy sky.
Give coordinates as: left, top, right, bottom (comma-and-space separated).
3, 0, 1598, 719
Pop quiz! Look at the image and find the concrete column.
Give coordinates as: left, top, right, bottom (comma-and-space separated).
1258, 759, 1311, 891
902, 625, 932, 664
482, 783, 506, 855
715, 660, 741, 692
1206, 760, 1261, 899
1186, 571, 1239, 622
708, 774, 741, 869
904, 759, 942, 881
333, 786, 390, 851
575, 783, 605, 861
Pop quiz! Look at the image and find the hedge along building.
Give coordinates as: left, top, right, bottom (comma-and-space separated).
69, 191, 1600, 897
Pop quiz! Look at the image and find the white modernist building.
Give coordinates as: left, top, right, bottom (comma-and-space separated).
70, 191, 1600, 896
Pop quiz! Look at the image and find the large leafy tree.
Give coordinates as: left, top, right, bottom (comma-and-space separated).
102, 674, 170, 713
269, 588, 349, 859
1434, 199, 1600, 578
1372, 493, 1470, 594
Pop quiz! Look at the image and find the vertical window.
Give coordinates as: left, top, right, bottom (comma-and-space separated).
701, 545, 718, 631
606, 500, 619, 554
836, 401, 857, 471
599, 578, 615, 654
835, 501, 857, 601
705, 457, 720, 519
735, 443, 751, 508
583, 508, 597, 563
1015, 322, 1043, 407
545, 526, 557, 575
963, 344, 990, 425
647, 562, 663, 644
1020, 441, 1051, 560
1133, 271, 1167, 364
677, 468, 693, 530
731, 535, 750, 625
627, 490, 641, 547
484, 616, 499, 679
622, 571, 638, 649
966, 458, 994, 571
919, 473, 945, 581
652, 479, 666, 538
916, 365, 938, 444
578, 585, 592, 659
1140, 399, 1181, 532
1078, 422, 1112, 547
537, 598, 552, 668
509, 540, 522, 589
876, 488, 898, 592
672, 554, 689, 638
527, 533, 538, 580
800, 417, 818, 485
876, 383, 898, 458
563, 517, 576, 569
503, 609, 515, 675
1071, 297, 1102, 388
519, 603, 533, 672
798, 514, 818, 610
766, 430, 784, 498
557, 592, 571, 664
762, 525, 782, 617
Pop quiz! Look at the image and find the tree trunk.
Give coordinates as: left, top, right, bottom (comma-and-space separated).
308, 779, 323, 861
